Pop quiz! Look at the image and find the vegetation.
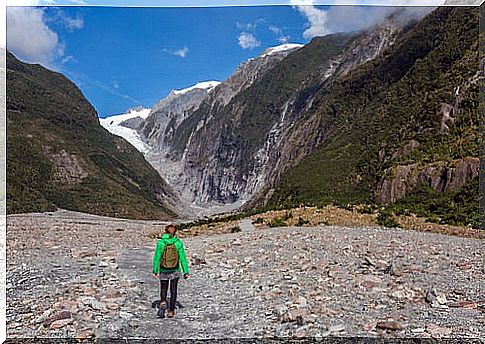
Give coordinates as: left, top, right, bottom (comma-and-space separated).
385, 177, 479, 228
229, 226, 241, 233
376, 209, 401, 228
7, 52, 176, 219
175, 208, 266, 231
296, 216, 310, 226
268, 7, 479, 228
267, 217, 288, 227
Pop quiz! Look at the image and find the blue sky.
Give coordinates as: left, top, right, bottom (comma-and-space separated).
57, 6, 312, 117
6, 4, 434, 117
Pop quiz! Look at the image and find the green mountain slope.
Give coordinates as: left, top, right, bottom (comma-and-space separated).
267, 7, 479, 227
7, 52, 178, 219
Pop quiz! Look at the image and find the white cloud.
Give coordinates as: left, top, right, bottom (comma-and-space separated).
62, 13, 84, 30
47, 9, 84, 30
236, 18, 265, 31
61, 55, 75, 63
268, 25, 283, 35
238, 32, 261, 49
7, 7, 64, 67
290, 0, 436, 40
236, 21, 257, 31
290, 0, 329, 39
174, 46, 189, 57
163, 46, 189, 58
278, 36, 290, 44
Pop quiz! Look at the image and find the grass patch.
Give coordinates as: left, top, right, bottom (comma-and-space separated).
268, 217, 288, 227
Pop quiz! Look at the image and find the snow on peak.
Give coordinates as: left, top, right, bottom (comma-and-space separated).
99, 107, 152, 154
260, 43, 304, 57
101, 107, 151, 127
172, 81, 221, 95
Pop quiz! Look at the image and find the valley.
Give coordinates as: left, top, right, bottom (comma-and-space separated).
6, 210, 484, 340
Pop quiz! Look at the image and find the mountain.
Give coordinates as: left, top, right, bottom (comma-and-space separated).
95, 6, 479, 227
262, 6, 479, 226
135, 21, 404, 207
99, 107, 151, 153
123, 43, 305, 205
6, 51, 179, 219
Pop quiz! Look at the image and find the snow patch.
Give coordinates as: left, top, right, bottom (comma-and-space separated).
172, 81, 221, 95
260, 43, 304, 57
100, 108, 152, 154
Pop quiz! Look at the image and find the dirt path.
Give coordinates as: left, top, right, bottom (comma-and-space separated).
6, 210, 484, 340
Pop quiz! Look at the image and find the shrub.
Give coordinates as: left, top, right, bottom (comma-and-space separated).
268, 217, 288, 227
356, 204, 379, 214
296, 217, 310, 226
283, 211, 293, 220
252, 217, 265, 224
230, 226, 241, 233
376, 209, 400, 228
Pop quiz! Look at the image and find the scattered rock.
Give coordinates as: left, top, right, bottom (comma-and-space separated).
436, 294, 447, 305
80, 297, 107, 311
329, 323, 345, 333
119, 311, 134, 320
376, 321, 403, 331
364, 256, 376, 267
43, 310, 71, 328
296, 296, 307, 307
106, 303, 120, 310
191, 257, 206, 265
448, 300, 477, 309
33, 309, 54, 324
280, 308, 310, 323
75, 329, 95, 339
425, 288, 437, 304
7, 212, 483, 338
50, 318, 74, 329
411, 327, 426, 334
426, 324, 453, 337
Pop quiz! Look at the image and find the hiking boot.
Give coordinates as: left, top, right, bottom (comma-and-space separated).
167, 310, 175, 318
157, 308, 165, 318
160, 300, 166, 309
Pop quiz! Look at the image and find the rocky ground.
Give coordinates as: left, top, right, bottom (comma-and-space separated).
6, 209, 484, 340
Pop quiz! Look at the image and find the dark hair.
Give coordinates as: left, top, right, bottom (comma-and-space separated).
165, 224, 177, 234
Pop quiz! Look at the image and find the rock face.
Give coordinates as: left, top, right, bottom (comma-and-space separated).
378, 158, 479, 203
136, 22, 402, 207
101, 7, 477, 215
139, 85, 218, 150
137, 44, 305, 205
262, 6, 479, 210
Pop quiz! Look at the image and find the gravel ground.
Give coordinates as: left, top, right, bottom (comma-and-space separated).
6, 210, 484, 340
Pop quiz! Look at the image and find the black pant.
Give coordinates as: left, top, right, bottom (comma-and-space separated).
160, 278, 179, 311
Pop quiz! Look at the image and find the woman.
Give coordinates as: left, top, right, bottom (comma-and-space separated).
152, 224, 190, 318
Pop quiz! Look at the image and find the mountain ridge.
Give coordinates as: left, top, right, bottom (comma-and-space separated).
7, 51, 180, 220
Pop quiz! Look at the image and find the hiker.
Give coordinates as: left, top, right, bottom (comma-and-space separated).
152, 224, 190, 318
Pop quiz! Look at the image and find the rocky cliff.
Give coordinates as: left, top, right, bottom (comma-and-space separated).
266, 6, 479, 213
136, 20, 408, 208
100, 7, 478, 226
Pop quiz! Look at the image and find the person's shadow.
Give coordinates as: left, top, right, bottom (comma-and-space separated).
151, 299, 184, 318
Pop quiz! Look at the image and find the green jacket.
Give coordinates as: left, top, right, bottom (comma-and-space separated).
152, 233, 189, 274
